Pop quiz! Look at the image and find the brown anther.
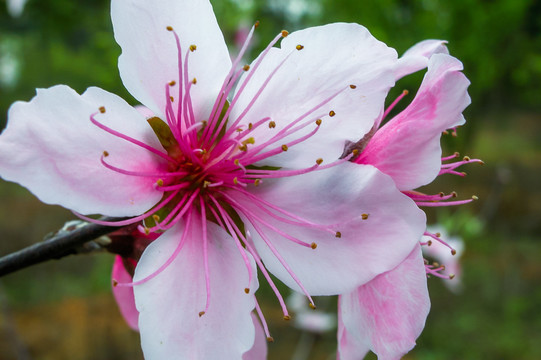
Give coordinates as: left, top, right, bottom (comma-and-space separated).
463, 156, 470, 161
442, 130, 449, 135
335, 231, 342, 238
190, 44, 197, 52
244, 288, 250, 294
153, 214, 161, 222
236, 128, 243, 132
316, 158, 323, 165
329, 110, 336, 117
248, 123, 253, 130
112, 279, 118, 287
202, 120, 208, 127
254, 179, 261, 187
427, 240, 433, 246
451, 249, 457, 256
166, 26, 173, 31
439, 192, 445, 197
349, 84, 357, 89
198, 311, 205, 317
352, 149, 359, 156
266, 337, 274, 343
281, 30, 289, 37
239, 145, 247, 152
254, 20, 260, 28
433, 262, 440, 267
170, 96, 175, 102
361, 213, 369, 220
449, 274, 456, 279
144, 227, 150, 235
99, 106, 106, 113
403, 89, 409, 95
472, 195, 479, 200
243, 65, 250, 71
310, 242, 317, 249
169, 80, 176, 86
435, 232, 441, 238
103, 151, 109, 157
234, 159, 240, 166
192, 78, 197, 84
281, 144, 288, 152
309, 303, 316, 310
315, 119, 322, 126
296, 44, 304, 50
451, 191, 458, 197
283, 315, 291, 321
268, 121, 276, 129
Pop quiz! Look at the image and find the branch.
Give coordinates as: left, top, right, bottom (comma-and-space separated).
0, 218, 129, 277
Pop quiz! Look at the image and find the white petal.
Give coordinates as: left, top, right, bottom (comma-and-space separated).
394, 39, 449, 80
0, 85, 165, 216
237, 162, 425, 295
230, 23, 397, 168
112, 0, 231, 120
134, 218, 258, 360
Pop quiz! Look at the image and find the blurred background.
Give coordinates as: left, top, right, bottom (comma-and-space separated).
0, 0, 540, 359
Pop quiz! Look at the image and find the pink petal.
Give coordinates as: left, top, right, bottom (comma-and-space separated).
356, 54, 471, 190
230, 23, 397, 168
338, 244, 430, 360
239, 162, 425, 295
394, 40, 449, 80
0, 85, 165, 216
134, 219, 258, 359
242, 313, 268, 360
111, 0, 231, 120
112, 256, 139, 331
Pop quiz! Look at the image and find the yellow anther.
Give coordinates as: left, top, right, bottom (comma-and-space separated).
463, 156, 470, 161
309, 303, 316, 310
281, 144, 288, 152
449, 274, 456, 279
254, 20, 260, 28
190, 44, 197, 52
243, 65, 250, 71
283, 315, 291, 321
281, 30, 289, 37
199, 311, 205, 317
310, 242, 317, 249
203, 180, 211, 188
254, 179, 261, 187
242, 137, 255, 145
352, 149, 359, 156
144, 227, 150, 235
244, 288, 250, 294
267, 337, 274, 343
269, 121, 276, 129
296, 44, 304, 50
192, 78, 197, 84
472, 195, 479, 200
169, 80, 176, 86
349, 84, 357, 89
234, 159, 240, 166
236, 128, 243, 132
156, 179, 164, 186
335, 231, 342, 238
233, 177, 239, 184
153, 214, 161, 222
316, 158, 323, 165
433, 262, 440, 267
315, 119, 322, 126
329, 110, 336, 117
361, 213, 369, 220
403, 89, 409, 95
99, 106, 106, 113
166, 26, 173, 31
103, 151, 109, 157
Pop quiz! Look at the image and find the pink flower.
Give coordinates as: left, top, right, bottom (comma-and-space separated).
0, 0, 428, 358
338, 41, 480, 359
